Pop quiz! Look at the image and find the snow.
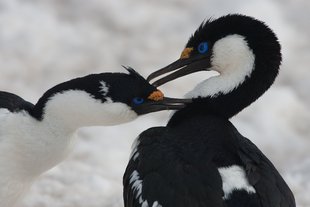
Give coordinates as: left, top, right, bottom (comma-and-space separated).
0, 0, 309, 206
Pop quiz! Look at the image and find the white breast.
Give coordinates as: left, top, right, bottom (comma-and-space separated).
0, 90, 139, 206
0, 109, 74, 207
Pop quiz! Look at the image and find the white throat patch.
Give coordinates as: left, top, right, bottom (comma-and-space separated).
43, 90, 137, 131
186, 34, 255, 98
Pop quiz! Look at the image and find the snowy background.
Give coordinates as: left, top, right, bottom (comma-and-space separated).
0, 0, 309, 206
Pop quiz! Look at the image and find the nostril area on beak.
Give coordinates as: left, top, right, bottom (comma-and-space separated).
148, 90, 164, 101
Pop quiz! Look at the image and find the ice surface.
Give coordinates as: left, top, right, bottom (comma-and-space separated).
0, 0, 309, 206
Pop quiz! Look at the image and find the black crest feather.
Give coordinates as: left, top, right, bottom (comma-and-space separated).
122, 65, 147, 81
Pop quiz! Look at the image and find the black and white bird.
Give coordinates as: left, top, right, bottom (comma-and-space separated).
123, 14, 295, 207
0, 67, 189, 207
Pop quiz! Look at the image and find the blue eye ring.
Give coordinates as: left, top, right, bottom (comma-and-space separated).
133, 97, 144, 105
198, 42, 209, 54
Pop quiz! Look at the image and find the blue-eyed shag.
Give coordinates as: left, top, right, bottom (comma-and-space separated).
123, 14, 295, 207
0, 67, 189, 207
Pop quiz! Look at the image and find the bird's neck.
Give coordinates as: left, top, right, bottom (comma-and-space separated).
37, 90, 101, 133
3, 90, 137, 179
169, 67, 279, 127
32, 90, 137, 133
175, 33, 280, 124
0, 112, 76, 182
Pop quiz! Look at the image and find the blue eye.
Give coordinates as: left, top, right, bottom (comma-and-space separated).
198, 42, 209, 54
133, 97, 144, 105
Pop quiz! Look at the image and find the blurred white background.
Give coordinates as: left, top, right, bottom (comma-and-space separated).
0, 0, 309, 206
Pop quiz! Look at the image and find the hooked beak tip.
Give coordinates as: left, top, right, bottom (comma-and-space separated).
134, 97, 192, 115
148, 57, 210, 87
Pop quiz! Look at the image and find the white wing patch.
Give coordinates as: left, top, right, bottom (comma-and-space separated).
130, 170, 143, 201
129, 170, 162, 207
218, 165, 256, 199
129, 138, 162, 207
152, 201, 162, 207
99, 81, 109, 96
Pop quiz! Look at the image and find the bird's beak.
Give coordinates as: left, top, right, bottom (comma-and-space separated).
147, 55, 211, 87
134, 90, 192, 115
134, 97, 192, 115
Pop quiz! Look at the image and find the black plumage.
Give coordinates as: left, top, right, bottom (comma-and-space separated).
123, 14, 295, 207
30, 69, 158, 120
1, 68, 181, 120
124, 115, 295, 207
0, 91, 34, 113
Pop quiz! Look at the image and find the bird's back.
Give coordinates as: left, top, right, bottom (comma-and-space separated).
123, 115, 295, 207
0, 91, 33, 113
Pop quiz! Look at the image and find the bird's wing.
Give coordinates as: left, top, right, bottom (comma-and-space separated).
123, 127, 224, 207
0, 91, 34, 113
236, 134, 296, 207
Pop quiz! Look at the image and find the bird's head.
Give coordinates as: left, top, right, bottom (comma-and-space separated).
147, 14, 281, 118
95, 66, 190, 116
32, 67, 190, 129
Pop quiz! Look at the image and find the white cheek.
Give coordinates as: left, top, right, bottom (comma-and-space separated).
100, 102, 138, 125
186, 34, 255, 98
44, 90, 138, 128
211, 34, 255, 76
